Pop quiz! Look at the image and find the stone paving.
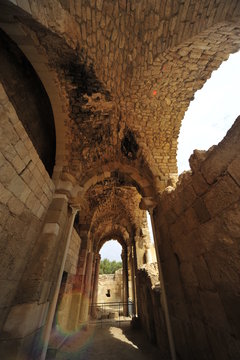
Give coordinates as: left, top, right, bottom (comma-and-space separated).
52, 322, 169, 360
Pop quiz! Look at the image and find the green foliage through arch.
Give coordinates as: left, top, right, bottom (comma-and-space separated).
99, 259, 122, 274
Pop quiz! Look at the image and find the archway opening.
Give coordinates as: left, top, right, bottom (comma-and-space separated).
100, 239, 122, 264
93, 239, 132, 321
177, 50, 240, 174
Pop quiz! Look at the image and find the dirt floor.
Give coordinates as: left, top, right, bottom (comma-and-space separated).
48, 321, 169, 360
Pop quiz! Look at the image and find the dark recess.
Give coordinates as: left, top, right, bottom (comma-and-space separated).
0, 29, 56, 176
121, 130, 139, 160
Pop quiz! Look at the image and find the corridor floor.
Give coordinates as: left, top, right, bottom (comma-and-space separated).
50, 322, 169, 360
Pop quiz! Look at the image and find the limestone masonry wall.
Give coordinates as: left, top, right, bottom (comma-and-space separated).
98, 269, 122, 303
137, 263, 169, 357
0, 83, 54, 332
154, 116, 240, 360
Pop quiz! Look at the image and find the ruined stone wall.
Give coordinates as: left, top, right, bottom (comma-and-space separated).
98, 269, 123, 303
0, 83, 54, 332
154, 116, 240, 360
137, 263, 169, 357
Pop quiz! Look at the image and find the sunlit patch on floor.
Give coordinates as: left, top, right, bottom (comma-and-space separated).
109, 326, 138, 349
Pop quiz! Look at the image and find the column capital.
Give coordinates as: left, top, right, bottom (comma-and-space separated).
70, 206, 79, 216
139, 197, 157, 211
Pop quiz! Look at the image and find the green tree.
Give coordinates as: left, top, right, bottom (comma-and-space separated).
99, 258, 122, 274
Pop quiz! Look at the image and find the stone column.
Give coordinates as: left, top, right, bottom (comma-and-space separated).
121, 249, 128, 316
91, 254, 101, 318
78, 251, 94, 324
40, 206, 78, 360
131, 242, 138, 316
149, 208, 177, 360
89, 254, 97, 309
70, 232, 89, 331
140, 196, 176, 360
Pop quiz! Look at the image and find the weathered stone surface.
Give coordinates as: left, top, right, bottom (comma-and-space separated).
154, 116, 240, 359
0, 1, 240, 360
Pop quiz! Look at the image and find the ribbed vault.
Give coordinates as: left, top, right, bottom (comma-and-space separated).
1, 0, 240, 186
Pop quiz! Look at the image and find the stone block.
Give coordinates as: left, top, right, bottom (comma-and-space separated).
43, 223, 60, 236
169, 216, 186, 243
199, 290, 230, 330
7, 174, 31, 203
193, 256, 214, 291
201, 116, 240, 184
0, 183, 12, 205
2, 144, 23, 172
204, 248, 240, 293
16, 0, 32, 13
193, 197, 211, 223
0, 162, 16, 186
184, 206, 199, 231
7, 196, 25, 216
221, 202, 240, 239
204, 174, 240, 218
227, 155, 240, 186
3, 301, 48, 338
36, 204, 46, 219
192, 172, 209, 196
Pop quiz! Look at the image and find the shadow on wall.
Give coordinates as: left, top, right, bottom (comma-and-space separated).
0, 29, 56, 176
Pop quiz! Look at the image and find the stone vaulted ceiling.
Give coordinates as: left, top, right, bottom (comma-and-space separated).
1, 0, 240, 243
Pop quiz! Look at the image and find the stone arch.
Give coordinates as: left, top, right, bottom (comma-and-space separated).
0, 29, 56, 176
0, 2, 71, 178
149, 21, 240, 175
91, 218, 131, 252
79, 161, 157, 199
97, 234, 127, 255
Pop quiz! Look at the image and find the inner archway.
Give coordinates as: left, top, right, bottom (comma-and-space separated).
90, 238, 132, 322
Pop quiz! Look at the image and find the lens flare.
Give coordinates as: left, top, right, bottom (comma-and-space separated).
38, 290, 97, 357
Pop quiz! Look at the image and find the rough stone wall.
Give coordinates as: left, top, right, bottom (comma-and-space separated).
0, 83, 54, 332
98, 269, 123, 303
154, 116, 240, 360
137, 263, 169, 357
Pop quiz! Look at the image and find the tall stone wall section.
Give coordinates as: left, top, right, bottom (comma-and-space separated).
0, 84, 54, 332
154, 116, 240, 360
137, 263, 169, 357
98, 269, 123, 303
